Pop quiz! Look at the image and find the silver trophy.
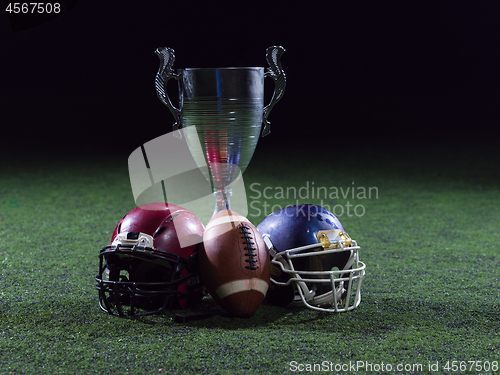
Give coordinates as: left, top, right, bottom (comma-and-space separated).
155, 46, 286, 215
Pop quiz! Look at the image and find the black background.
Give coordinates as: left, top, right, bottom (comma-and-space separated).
1, 1, 500, 159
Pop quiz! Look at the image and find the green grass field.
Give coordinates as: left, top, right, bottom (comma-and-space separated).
1, 143, 499, 374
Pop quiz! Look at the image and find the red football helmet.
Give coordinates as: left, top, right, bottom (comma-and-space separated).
95, 203, 205, 316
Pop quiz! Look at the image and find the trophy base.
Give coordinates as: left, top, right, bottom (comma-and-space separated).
213, 189, 232, 216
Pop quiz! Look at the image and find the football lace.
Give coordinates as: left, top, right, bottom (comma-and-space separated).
238, 225, 258, 270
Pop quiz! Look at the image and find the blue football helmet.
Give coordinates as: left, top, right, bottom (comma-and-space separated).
257, 204, 365, 312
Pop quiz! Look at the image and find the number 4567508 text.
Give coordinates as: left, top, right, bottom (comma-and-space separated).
5, 3, 61, 14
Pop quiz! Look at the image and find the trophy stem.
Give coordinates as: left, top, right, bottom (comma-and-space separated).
213, 188, 232, 215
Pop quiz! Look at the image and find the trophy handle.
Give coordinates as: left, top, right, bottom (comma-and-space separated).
155, 47, 182, 132
262, 46, 286, 137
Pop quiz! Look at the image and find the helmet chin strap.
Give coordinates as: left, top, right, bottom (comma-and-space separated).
291, 280, 345, 307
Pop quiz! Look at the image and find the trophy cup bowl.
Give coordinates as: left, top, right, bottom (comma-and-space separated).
155, 46, 285, 216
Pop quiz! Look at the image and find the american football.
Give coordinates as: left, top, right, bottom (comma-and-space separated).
199, 209, 271, 318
